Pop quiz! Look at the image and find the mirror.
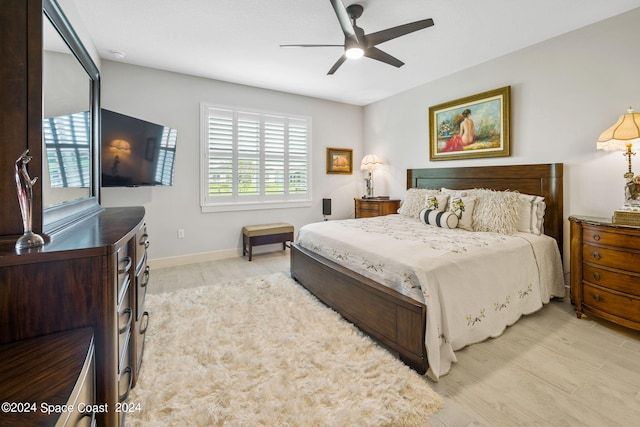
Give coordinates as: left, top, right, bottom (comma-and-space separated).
42, 0, 101, 235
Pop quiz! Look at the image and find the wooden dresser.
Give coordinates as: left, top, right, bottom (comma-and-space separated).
0, 207, 150, 426
569, 215, 640, 331
354, 198, 401, 218
0, 328, 95, 426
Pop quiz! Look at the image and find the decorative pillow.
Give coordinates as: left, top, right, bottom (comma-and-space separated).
425, 194, 449, 212
516, 194, 546, 235
440, 187, 470, 197
448, 196, 476, 231
471, 189, 520, 234
398, 188, 440, 218
419, 208, 459, 229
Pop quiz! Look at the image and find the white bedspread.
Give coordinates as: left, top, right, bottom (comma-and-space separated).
296, 214, 565, 379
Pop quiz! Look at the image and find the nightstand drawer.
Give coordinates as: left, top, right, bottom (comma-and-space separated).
583, 283, 640, 323
583, 243, 640, 273
583, 225, 639, 249
583, 263, 640, 295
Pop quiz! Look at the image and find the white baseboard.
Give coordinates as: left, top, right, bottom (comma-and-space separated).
149, 248, 239, 269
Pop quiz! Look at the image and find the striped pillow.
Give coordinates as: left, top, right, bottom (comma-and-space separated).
419, 208, 459, 229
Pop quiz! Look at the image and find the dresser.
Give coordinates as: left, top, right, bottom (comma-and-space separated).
354, 198, 401, 218
0, 328, 95, 426
0, 207, 150, 426
569, 215, 640, 331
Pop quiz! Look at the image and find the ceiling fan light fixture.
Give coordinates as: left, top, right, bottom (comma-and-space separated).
345, 46, 364, 59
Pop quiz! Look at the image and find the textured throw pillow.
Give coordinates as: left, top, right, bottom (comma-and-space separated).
448, 196, 476, 231
516, 194, 546, 235
398, 188, 440, 218
419, 208, 459, 229
440, 187, 470, 197
471, 189, 520, 234
425, 194, 449, 212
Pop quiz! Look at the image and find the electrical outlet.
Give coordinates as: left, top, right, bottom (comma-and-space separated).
177, 229, 185, 239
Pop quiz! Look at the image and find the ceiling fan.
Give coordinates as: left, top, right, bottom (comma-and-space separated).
280, 0, 435, 75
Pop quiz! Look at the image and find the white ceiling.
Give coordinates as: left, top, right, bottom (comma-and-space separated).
72, 0, 640, 106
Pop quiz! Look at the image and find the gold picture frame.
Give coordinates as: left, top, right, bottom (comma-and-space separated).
326, 148, 353, 174
429, 86, 511, 161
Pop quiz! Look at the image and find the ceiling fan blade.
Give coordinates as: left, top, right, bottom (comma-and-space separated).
329, 0, 359, 45
280, 44, 344, 48
327, 54, 347, 75
366, 18, 434, 46
364, 47, 404, 68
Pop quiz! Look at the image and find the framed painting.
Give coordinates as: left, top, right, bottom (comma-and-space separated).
326, 147, 353, 174
429, 86, 511, 161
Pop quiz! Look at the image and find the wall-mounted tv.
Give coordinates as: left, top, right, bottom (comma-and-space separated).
101, 109, 177, 187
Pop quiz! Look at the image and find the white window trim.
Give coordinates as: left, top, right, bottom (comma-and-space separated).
200, 102, 312, 213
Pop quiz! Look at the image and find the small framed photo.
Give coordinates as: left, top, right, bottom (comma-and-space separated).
429, 86, 511, 161
326, 147, 353, 174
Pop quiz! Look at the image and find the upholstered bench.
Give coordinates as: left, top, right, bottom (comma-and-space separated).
242, 223, 294, 261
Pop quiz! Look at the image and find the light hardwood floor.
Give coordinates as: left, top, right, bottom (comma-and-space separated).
150, 249, 640, 427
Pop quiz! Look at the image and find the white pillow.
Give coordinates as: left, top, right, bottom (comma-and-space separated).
425, 194, 449, 212
419, 208, 459, 229
441, 187, 470, 197
516, 194, 546, 235
448, 196, 476, 231
398, 188, 440, 218
471, 189, 520, 234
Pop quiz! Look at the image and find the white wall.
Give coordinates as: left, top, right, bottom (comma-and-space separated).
100, 62, 363, 263
363, 7, 640, 266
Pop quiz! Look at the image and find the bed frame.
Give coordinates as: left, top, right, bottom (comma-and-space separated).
290, 163, 563, 374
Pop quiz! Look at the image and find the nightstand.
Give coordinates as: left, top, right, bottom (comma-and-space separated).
354, 198, 401, 218
569, 215, 640, 331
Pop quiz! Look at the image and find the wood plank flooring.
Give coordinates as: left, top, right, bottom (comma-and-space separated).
150, 250, 640, 427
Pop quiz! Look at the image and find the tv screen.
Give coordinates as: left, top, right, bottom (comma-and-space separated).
101, 109, 177, 187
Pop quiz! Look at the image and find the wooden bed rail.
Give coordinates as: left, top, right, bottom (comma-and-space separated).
290, 242, 428, 374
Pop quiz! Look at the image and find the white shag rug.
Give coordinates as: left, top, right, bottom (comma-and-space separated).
127, 272, 442, 426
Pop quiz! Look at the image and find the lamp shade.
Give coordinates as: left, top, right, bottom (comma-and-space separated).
360, 154, 382, 171
597, 108, 640, 151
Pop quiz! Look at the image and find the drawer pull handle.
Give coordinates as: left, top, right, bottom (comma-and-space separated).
593, 234, 601, 241
592, 272, 600, 280
593, 294, 601, 302
118, 367, 133, 403
118, 256, 132, 275
119, 308, 133, 334
140, 266, 150, 288
140, 311, 150, 334
592, 252, 601, 260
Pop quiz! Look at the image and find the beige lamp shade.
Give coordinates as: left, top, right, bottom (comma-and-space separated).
360, 154, 382, 171
597, 108, 640, 151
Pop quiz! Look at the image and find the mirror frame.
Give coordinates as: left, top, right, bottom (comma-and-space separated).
42, 0, 102, 235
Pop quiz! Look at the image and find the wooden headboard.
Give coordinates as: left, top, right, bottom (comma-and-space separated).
407, 163, 564, 258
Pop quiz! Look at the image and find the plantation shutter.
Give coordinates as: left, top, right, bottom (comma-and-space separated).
201, 104, 311, 209
43, 111, 91, 188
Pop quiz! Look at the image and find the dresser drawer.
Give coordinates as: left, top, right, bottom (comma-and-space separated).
582, 283, 640, 324
117, 284, 132, 373
136, 223, 150, 273
136, 264, 150, 319
583, 263, 640, 296
117, 247, 132, 307
583, 225, 640, 249
582, 243, 640, 273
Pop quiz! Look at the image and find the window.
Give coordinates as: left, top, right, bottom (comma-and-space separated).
43, 111, 91, 188
200, 103, 311, 212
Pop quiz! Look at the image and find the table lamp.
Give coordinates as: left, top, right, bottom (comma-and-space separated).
597, 107, 640, 223
360, 154, 382, 198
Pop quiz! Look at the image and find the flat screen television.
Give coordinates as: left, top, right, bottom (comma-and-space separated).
101, 109, 177, 187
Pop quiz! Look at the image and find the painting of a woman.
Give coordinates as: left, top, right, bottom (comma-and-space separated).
441, 109, 475, 152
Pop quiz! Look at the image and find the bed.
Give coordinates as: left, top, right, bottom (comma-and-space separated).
290, 163, 565, 379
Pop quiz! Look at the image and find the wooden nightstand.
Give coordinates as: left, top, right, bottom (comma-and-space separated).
569, 215, 640, 331
354, 198, 401, 218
